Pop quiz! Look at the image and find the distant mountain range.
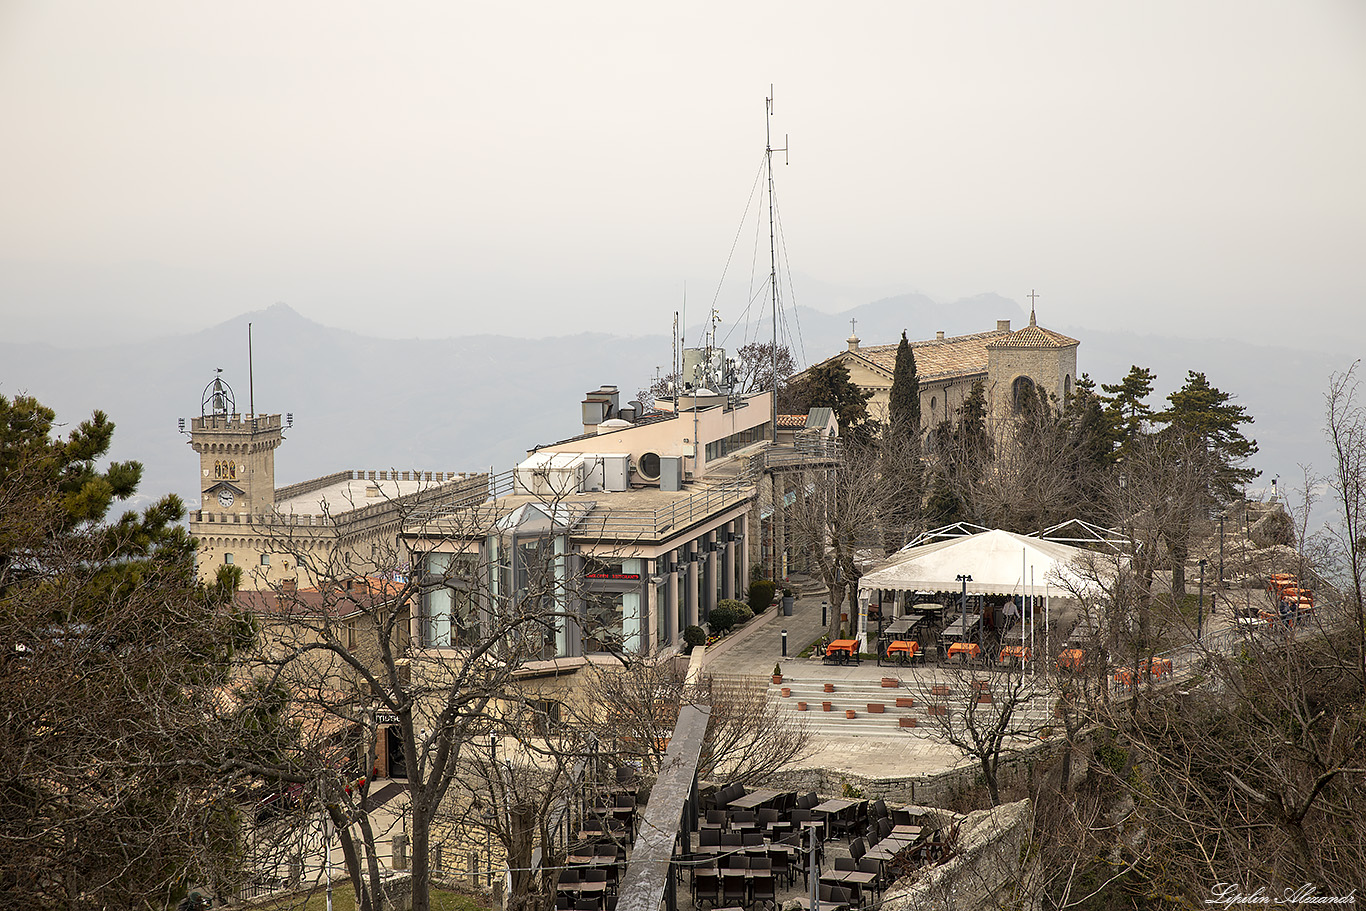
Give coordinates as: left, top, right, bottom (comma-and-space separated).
2, 298, 1353, 524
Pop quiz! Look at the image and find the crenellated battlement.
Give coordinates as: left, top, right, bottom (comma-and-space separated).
191, 413, 283, 433
190, 470, 488, 528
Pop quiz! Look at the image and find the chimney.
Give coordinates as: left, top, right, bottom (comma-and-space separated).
582, 385, 619, 435
281, 579, 297, 592
847, 334, 860, 352
935, 331, 945, 340
997, 320, 1011, 332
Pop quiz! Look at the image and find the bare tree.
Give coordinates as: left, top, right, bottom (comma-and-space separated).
243, 486, 587, 911
1326, 362, 1366, 694
570, 658, 811, 785
784, 443, 894, 641
913, 663, 1049, 806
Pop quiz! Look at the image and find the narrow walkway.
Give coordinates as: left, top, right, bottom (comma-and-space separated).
702, 583, 830, 680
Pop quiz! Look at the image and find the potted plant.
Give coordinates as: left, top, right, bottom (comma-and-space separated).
772, 662, 783, 684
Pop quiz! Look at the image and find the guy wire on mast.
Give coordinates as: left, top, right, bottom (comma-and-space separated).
765, 86, 788, 442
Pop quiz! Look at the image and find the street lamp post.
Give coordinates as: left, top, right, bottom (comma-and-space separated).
1218, 513, 1226, 608
1198, 559, 1207, 641
956, 574, 972, 642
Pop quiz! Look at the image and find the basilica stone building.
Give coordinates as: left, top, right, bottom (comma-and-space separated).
809, 311, 1080, 430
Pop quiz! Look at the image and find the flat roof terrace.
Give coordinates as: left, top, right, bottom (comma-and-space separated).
275, 470, 480, 517
406, 477, 753, 545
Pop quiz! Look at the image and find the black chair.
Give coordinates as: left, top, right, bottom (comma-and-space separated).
574, 900, 600, 911
721, 870, 749, 907
834, 857, 856, 872
701, 809, 728, 831
757, 807, 780, 834
849, 837, 867, 864
721, 853, 748, 871
819, 882, 852, 910
693, 871, 721, 909
698, 827, 722, 855
858, 856, 887, 897
769, 845, 794, 887
751, 872, 778, 909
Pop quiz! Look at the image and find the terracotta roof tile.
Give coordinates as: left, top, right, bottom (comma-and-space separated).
986, 324, 1079, 349
777, 414, 809, 428
844, 329, 1006, 383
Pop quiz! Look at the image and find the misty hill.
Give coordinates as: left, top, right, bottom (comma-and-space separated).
2, 300, 1353, 519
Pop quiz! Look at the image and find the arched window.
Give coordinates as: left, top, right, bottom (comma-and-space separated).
1064, 375, 1072, 399
1012, 376, 1037, 414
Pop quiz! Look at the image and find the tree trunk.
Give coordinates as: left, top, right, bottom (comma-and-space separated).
410, 789, 430, 911
330, 805, 372, 911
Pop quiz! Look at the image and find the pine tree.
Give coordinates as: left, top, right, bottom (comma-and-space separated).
1157, 370, 1259, 501
791, 361, 874, 438
1101, 365, 1157, 458
0, 394, 260, 909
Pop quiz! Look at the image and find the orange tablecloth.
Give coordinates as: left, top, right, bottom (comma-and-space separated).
827, 639, 859, 657
999, 645, 1031, 663
1057, 648, 1086, 670
887, 640, 919, 658
947, 642, 981, 659
1142, 658, 1172, 679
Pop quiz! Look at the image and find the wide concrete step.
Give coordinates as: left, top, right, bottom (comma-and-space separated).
767, 679, 1056, 739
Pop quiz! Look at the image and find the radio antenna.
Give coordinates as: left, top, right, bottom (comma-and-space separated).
765, 86, 788, 441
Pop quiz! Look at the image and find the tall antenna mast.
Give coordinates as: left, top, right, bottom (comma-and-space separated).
248, 321, 255, 419
765, 86, 788, 442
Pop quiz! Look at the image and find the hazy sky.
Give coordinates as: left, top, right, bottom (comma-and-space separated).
2, 1, 1363, 349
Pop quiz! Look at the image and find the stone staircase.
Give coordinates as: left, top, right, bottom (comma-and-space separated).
769, 673, 1056, 739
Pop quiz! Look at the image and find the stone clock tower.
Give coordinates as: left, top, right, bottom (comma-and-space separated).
188, 373, 284, 516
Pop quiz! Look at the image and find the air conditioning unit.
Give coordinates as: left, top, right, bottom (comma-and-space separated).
637, 451, 662, 482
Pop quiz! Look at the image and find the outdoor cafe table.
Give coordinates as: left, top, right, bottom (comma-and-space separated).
998, 645, 1031, 665
820, 870, 877, 890
826, 639, 860, 663
1056, 648, 1086, 671
812, 798, 857, 816
946, 642, 981, 661
727, 788, 782, 811
881, 615, 924, 640
1143, 657, 1173, 679
812, 797, 858, 833
885, 640, 919, 663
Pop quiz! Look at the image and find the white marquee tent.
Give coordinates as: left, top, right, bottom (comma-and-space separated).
857, 528, 1115, 601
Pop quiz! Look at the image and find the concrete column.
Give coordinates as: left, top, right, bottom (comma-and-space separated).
738, 513, 750, 596
646, 569, 659, 652
686, 548, 699, 629
721, 530, 735, 601
705, 535, 718, 618
668, 567, 680, 638
772, 474, 787, 583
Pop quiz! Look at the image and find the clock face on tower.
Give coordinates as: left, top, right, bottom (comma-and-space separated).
217, 488, 236, 508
